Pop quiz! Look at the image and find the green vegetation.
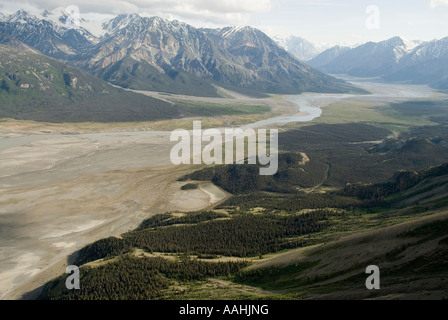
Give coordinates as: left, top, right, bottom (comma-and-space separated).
126, 211, 333, 257
172, 99, 271, 117
389, 100, 448, 125
219, 192, 361, 212
0, 45, 184, 122
399, 219, 448, 239
0, 45, 273, 123
181, 153, 327, 194
136, 211, 228, 230
74, 237, 133, 266
73, 210, 334, 267
312, 99, 445, 127
234, 214, 448, 297
177, 122, 448, 213
37, 107, 448, 300
278, 123, 448, 186
235, 262, 319, 290
342, 163, 448, 204
38, 159, 448, 300
39, 255, 248, 300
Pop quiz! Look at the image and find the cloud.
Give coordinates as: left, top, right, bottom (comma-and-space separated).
279, 0, 348, 7
2, 0, 273, 25
430, 0, 448, 8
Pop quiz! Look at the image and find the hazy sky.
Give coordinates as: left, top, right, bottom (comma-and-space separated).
1, 0, 448, 45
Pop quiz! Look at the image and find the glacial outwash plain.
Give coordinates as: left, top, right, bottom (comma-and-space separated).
2, 77, 448, 300
1, 6, 448, 301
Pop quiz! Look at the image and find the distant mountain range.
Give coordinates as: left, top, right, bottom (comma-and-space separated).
308, 36, 448, 90
1, 8, 447, 96
0, 8, 363, 97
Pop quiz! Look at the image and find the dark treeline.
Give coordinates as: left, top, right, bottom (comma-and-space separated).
180, 153, 327, 193
36, 121, 448, 300
39, 256, 248, 300
341, 162, 448, 204
179, 123, 448, 193
178, 123, 448, 192
279, 123, 391, 152
74, 211, 335, 266
75, 237, 133, 266
125, 211, 333, 257
136, 211, 228, 230
279, 123, 448, 187
389, 100, 448, 125
219, 191, 362, 212
342, 170, 421, 202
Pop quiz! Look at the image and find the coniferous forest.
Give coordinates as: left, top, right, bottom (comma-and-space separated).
38, 121, 448, 300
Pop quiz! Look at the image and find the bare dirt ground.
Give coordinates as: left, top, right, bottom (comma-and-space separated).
0, 90, 295, 300
1, 80, 443, 300
0, 130, 228, 300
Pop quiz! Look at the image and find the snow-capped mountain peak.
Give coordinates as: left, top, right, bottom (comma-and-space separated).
6, 9, 35, 24
271, 34, 289, 49
0, 12, 8, 22
383, 37, 422, 62
101, 13, 141, 35
0, 8, 99, 58
272, 34, 322, 61
2, 8, 108, 39
221, 26, 252, 38
399, 36, 448, 66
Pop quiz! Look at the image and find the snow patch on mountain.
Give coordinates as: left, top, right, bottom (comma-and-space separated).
272, 35, 322, 61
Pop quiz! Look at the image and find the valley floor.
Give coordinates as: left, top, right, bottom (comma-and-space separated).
0, 132, 226, 299
0, 79, 446, 300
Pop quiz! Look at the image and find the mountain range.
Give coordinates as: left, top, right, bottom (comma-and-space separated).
272, 35, 322, 61
0, 8, 362, 97
308, 36, 448, 89
2, 7, 446, 101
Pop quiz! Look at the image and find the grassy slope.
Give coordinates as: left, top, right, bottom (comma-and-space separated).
171, 99, 271, 117
37, 165, 448, 300
34, 99, 448, 300
239, 210, 448, 300
0, 44, 186, 122
0, 44, 273, 123
232, 168, 448, 299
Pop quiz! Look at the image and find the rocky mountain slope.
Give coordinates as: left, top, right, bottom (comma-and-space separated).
309, 36, 448, 89
0, 8, 363, 96
0, 44, 183, 122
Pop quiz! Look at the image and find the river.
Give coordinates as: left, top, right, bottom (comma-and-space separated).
0, 77, 438, 152
0, 77, 443, 300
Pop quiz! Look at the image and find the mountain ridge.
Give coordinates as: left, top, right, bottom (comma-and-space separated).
309, 36, 448, 89
0, 43, 185, 122
0, 9, 364, 96
272, 35, 322, 61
